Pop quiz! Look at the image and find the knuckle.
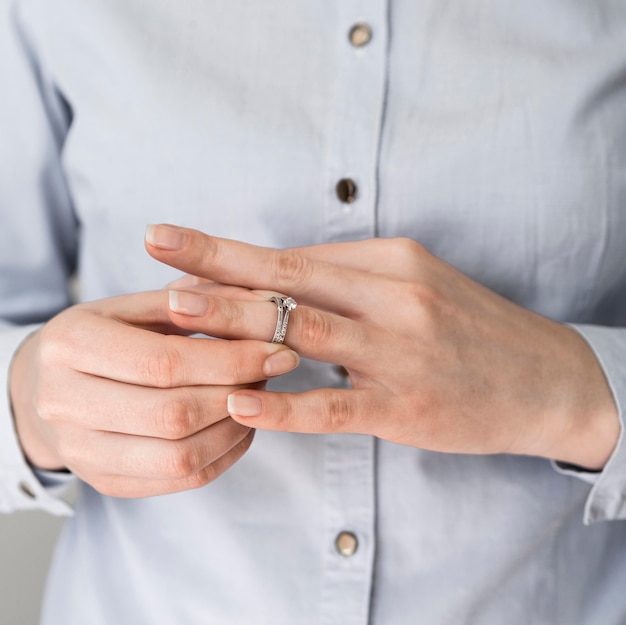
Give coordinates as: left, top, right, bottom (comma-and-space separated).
271, 250, 312, 288
184, 467, 214, 490
300, 308, 334, 347
323, 392, 351, 431
161, 442, 201, 479
391, 237, 426, 262
155, 396, 195, 440
404, 281, 441, 310
39, 307, 105, 375
33, 390, 55, 422
198, 234, 220, 265
388, 280, 444, 334
139, 344, 181, 388
33, 380, 71, 425
378, 238, 428, 277
38, 321, 69, 367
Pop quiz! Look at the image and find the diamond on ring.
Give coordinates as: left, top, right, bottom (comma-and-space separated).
270, 296, 298, 344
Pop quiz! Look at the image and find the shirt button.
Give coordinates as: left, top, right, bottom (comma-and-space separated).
349, 23, 373, 47
19, 481, 36, 499
335, 531, 359, 557
336, 178, 358, 204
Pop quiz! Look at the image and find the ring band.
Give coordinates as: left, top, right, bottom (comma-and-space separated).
270, 296, 298, 344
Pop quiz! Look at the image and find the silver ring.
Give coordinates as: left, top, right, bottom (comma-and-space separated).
270, 296, 298, 344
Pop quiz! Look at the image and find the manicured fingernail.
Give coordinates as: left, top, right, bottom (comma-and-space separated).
145, 224, 186, 250
263, 349, 300, 377
169, 290, 209, 316
228, 394, 262, 417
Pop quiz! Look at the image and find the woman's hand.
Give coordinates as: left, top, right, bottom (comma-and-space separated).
9, 290, 299, 497
146, 224, 620, 470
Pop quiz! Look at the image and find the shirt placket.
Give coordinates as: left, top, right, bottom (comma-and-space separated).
320, 6, 388, 623
320, 434, 377, 625
324, 0, 389, 243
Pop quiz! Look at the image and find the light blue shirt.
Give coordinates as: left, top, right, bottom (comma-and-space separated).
2, 1, 626, 623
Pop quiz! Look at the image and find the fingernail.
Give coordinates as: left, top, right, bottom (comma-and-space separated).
169, 290, 209, 316
145, 224, 186, 250
263, 349, 300, 377
228, 394, 262, 417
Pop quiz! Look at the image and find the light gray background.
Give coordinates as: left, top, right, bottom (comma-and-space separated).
0, 512, 64, 624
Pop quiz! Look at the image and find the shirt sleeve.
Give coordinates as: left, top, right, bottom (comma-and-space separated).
0, 0, 77, 515
553, 324, 626, 524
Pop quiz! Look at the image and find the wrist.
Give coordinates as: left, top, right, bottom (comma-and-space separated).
533, 324, 620, 471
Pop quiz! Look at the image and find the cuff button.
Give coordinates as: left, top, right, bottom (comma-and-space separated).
19, 481, 36, 499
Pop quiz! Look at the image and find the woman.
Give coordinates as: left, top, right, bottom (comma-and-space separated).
2, 1, 626, 623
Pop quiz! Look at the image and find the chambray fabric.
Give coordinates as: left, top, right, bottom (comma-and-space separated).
1, 1, 626, 623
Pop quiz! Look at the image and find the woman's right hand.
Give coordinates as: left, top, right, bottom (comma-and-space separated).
8, 290, 299, 498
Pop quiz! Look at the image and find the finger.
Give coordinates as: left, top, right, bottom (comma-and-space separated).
42, 372, 256, 439
226, 388, 384, 435
81, 290, 194, 336
174, 281, 268, 302
77, 430, 255, 499
291, 237, 431, 280
167, 290, 376, 369
63, 416, 251, 480
145, 224, 385, 317
165, 274, 211, 289
48, 292, 298, 387
166, 274, 265, 303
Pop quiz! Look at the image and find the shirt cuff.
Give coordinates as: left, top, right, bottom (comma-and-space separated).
560, 324, 626, 524
0, 323, 73, 516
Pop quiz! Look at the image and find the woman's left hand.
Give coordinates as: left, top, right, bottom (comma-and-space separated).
146, 224, 619, 470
